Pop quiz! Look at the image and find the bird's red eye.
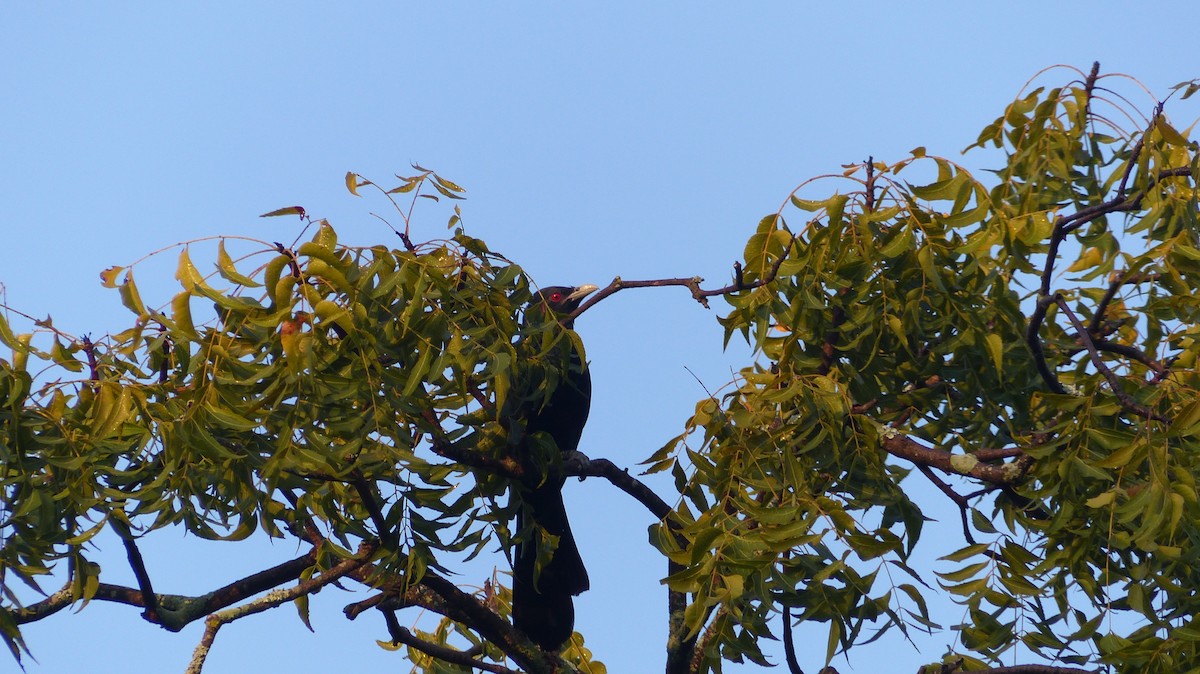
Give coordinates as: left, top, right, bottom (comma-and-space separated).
550, 292, 563, 302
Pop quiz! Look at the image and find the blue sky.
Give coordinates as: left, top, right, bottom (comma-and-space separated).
2, 4, 1197, 673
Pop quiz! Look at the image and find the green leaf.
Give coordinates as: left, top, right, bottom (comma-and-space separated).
909, 173, 966, 201
940, 543, 990, 563
1093, 438, 1142, 469
204, 401, 259, 431
175, 248, 208, 291
259, 206, 306, 218
1155, 116, 1190, 146
984, 332, 1003, 373
879, 226, 914, 259
0, 312, 23, 351
171, 291, 198, 341
825, 619, 841, 665
970, 509, 998, 535
1168, 399, 1200, 437
216, 240, 261, 287
937, 560, 989, 583
119, 271, 146, 315
431, 178, 465, 200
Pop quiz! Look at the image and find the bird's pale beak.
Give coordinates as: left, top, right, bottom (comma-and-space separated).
566, 284, 599, 302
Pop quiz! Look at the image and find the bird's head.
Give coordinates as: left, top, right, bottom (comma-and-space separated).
527, 284, 599, 328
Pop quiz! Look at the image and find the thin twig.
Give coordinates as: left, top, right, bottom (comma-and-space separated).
386, 624, 518, 674
349, 473, 396, 547
782, 604, 805, 674
572, 231, 798, 316
185, 542, 377, 673
1089, 270, 1159, 334
1027, 165, 1191, 394
960, 666, 1098, 674
1055, 295, 1166, 422
917, 464, 989, 551
864, 155, 876, 213
109, 516, 160, 622
569, 456, 672, 521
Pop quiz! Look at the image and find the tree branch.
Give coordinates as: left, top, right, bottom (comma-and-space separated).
1088, 270, 1160, 334
877, 431, 1024, 486
1092, 338, 1167, 376
319, 523, 554, 674
689, 605, 728, 674
185, 541, 377, 673
109, 515, 160, 622
959, 666, 1098, 674
421, 408, 523, 479
1026, 295, 1066, 395
569, 455, 671, 520
385, 624, 518, 674
1055, 294, 1167, 422
782, 604, 804, 674
13, 549, 320, 631
572, 230, 798, 316
1025, 155, 1194, 396
349, 473, 398, 548
565, 454, 702, 674
916, 464, 977, 545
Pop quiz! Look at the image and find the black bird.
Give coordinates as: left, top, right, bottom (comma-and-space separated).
511, 284, 598, 651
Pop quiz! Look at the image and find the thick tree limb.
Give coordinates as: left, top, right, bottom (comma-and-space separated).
689, 605, 729, 674
565, 455, 703, 673
318, 523, 554, 674
185, 541, 376, 674
878, 432, 1024, 485
569, 455, 672, 520
955, 662, 1099, 666
13, 549, 319, 631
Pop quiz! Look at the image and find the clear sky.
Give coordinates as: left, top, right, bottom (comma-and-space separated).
1, 4, 1197, 673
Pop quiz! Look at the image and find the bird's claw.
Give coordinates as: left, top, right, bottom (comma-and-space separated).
564, 450, 591, 477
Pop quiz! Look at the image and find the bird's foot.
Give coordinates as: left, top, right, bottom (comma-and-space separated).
564, 450, 591, 478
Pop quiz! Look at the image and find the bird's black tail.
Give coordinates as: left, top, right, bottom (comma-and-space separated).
512, 481, 589, 650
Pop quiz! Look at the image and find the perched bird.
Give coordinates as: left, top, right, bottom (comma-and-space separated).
511, 284, 598, 651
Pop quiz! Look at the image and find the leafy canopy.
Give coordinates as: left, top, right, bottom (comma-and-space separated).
2, 65, 1200, 674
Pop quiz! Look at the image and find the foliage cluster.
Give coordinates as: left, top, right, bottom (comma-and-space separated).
2, 66, 1200, 674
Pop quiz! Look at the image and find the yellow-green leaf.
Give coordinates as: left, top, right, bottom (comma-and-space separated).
171, 291, 198, 341
1085, 490, 1117, 508
259, 206, 306, 218
175, 248, 208, 291
100, 266, 124, 288
1155, 116, 1190, 146
984, 332, 1003, 373
119, 271, 146, 315
216, 240, 261, 287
